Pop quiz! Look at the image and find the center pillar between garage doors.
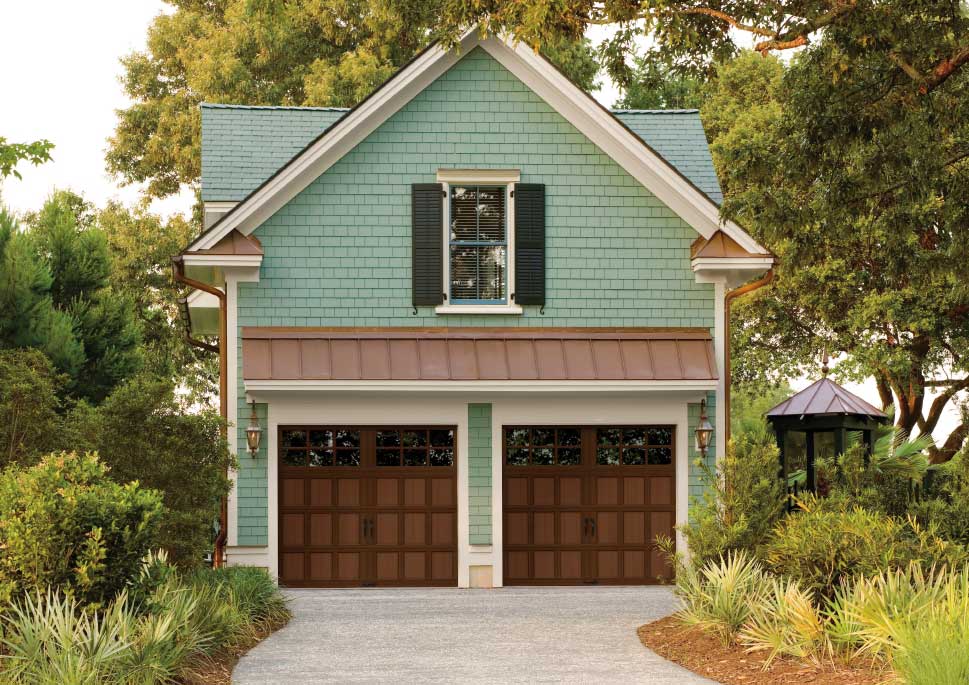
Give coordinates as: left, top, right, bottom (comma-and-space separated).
467, 403, 495, 588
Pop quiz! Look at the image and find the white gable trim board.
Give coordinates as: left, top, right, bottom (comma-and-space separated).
187, 30, 766, 257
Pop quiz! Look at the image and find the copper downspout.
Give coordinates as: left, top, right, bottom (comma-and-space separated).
723, 268, 775, 444
172, 256, 229, 569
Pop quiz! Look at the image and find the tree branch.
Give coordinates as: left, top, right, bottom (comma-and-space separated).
932, 421, 969, 463
891, 45, 969, 94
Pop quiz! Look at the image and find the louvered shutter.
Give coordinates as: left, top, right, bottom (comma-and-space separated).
412, 183, 444, 306
514, 183, 545, 305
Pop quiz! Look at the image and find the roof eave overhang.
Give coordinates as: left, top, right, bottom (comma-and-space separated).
245, 379, 718, 394
692, 256, 775, 287
184, 28, 767, 257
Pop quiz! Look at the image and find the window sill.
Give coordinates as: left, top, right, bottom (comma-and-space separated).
434, 304, 523, 315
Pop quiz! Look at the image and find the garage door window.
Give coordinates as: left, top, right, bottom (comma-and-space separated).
280, 428, 361, 466
504, 427, 582, 466
596, 426, 673, 466
376, 428, 455, 467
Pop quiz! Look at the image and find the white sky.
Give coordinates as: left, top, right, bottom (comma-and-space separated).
0, 1, 192, 218
0, 2, 961, 442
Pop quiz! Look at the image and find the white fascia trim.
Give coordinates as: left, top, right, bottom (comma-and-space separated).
437, 169, 521, 184
245, 380, 718, 394
189, 29, 480, 251
181, 254, 263, 268
478, 37, 767, 255
204, 201, 239, 211
691, 257, 775, 271
188, 28, 766, 256
435, 304, 523, 315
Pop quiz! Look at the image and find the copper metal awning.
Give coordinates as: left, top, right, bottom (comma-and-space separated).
242, 328, 718, 382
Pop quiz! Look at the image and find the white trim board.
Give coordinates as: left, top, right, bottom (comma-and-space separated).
244, 380, 718, 394
186, 30, 766, 256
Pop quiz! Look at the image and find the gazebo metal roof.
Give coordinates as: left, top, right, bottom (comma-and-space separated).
766, 378, 887, 420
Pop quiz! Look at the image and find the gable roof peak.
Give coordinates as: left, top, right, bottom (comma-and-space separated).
187, 30, 767, 258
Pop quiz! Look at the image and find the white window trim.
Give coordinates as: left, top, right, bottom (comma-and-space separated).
438, 174, 519, 313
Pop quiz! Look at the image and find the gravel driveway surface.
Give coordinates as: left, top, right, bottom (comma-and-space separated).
232, 586, 716, 684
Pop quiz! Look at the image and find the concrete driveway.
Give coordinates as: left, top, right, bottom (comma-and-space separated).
232, 586, 716, 684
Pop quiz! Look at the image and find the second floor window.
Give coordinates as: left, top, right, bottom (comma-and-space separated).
449, 185, 507, 304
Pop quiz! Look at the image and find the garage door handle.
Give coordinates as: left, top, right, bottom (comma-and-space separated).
589, 518, 596, 539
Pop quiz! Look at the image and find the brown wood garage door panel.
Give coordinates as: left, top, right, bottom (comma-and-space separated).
502, 425, 675, 586
278, 426, 457, 588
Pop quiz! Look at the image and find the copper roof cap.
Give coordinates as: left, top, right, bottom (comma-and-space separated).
766, 377, 887, 419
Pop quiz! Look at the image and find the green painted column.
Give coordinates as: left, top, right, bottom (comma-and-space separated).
468, 403, 493, 545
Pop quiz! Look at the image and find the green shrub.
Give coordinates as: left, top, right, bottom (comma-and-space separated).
66, 376, 232, 567
764, 497, 967, 599
675, 550, 771, 644
0, 564, 289, 683
0, 349, 64, 468
682, 435, 786, 567
740, 577, 830, 667
891, 607, 969, 685
0, 452, 162, 608
910, 452, 969, 545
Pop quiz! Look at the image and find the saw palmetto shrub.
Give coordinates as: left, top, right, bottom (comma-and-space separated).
0, 451, 162, 608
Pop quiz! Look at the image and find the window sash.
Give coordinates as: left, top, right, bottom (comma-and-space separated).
449, 185, 507, 304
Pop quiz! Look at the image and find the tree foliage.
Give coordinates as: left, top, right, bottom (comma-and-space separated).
614, 56, 703, 109
0, 137, 53, 180
14, 192, 143, 403
98, 201, 216, 398
0, 350, 63, 468
67, 376, 232, 567
109, 0, 602, 200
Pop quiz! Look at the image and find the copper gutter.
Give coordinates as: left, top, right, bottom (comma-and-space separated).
723, 268, 775, 444
172, 256, 229, 568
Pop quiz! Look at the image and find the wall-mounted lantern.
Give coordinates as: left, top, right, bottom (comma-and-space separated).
695, 398, 714, 458
245, 401, 262, 457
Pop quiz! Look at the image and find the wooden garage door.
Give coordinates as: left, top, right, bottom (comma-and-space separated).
503, 426, 675, 585
278, 426, 457, 587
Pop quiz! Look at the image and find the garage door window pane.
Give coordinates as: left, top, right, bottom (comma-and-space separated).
624, 447, 646, 465
430, 448, 454, 467
336, 449, 360, 466
507, 428, 529, 446
597, 447, 620, 466
284, 449, 306, 466
336, 430, 360, 448
430, 429, 454, 447
507, 448, 529, 466
648, 447, 672, 465
282, 430, 307, 450
404, 449, 427, 466
558, 447, 581, 465
309, 449, 332, 467
532, 447, 554, 465
558, 428, 581, 447
377, 430, 401, 448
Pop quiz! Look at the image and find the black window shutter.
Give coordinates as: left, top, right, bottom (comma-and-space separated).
514, 183, 545, 305
412, 183, 444, 306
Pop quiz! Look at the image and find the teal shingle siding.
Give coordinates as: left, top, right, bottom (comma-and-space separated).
688, 393, 717, 509
468, 404, 493, 545
232, 47, 716, 545
201, 105, 722, 206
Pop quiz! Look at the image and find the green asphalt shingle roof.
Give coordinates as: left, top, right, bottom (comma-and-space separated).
200, 104, 723, 205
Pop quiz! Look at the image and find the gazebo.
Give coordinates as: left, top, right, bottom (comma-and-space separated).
766, 377, 889, 492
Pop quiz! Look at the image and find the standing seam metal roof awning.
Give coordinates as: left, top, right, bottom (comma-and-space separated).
242, 328, 718, 382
